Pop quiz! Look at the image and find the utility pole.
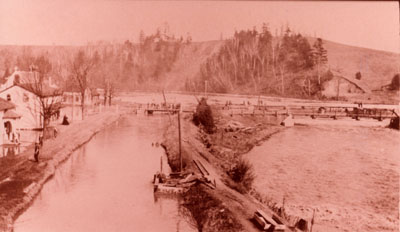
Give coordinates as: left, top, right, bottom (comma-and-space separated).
178, 110, 182, 173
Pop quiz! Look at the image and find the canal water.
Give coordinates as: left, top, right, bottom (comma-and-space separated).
245, 124, 399, 231
14, 115, 196, 232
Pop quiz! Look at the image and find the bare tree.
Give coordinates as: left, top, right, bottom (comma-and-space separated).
92, 50, 117, 106
69, 49, 96, 119
23, 63, 63, 138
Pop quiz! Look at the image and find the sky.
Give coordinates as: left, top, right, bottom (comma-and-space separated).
0, 0, 398, 53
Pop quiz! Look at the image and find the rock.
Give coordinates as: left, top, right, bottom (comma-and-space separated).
225, 120, 245, 132
389, 116, 399, 130
280, 115, 294, 127
242, 127, 254, 134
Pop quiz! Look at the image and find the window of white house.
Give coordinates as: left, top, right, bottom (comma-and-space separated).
6, 94, 11, 101
23, 93, 29, 102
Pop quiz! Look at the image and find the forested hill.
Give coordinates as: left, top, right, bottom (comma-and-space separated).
184, 29, 399, 97
0, 32, 398, 97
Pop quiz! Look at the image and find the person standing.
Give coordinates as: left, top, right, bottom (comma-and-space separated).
34, 143, 40, 162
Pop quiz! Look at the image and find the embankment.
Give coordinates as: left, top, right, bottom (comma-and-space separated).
161, 112, 294, 231
0, 108, 125, 232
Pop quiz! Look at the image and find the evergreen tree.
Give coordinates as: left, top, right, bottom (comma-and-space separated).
312, 38, 328, 86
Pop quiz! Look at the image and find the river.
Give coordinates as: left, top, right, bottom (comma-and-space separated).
245, 124, 399, 231
14, 115, 196, 232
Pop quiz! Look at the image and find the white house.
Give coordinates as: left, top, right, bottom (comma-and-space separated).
0, 84, 62, 130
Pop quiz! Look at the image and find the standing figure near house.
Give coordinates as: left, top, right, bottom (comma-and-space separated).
62, 115, 70, 125
34, 143, 40, 162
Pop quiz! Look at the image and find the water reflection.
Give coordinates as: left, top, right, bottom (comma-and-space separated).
0, 145, 23, 158
14, 115, 196, 232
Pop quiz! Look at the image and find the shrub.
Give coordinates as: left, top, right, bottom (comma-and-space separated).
182, 184, 242, 232
193, 98, 215, 134
355, 71, 362, 80
227, 159, 255, 193
389, 74, 399, 91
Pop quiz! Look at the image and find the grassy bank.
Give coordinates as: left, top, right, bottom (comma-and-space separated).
161, 108, 295, 231
0, 107, 125, 232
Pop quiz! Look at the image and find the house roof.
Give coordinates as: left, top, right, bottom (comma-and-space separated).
4, 71, 37, 84
0, 98, 15, 111
3, 109, 21, 119
331, 70, 371, 94
18, 83, 63, 97
0, 83, 62, 98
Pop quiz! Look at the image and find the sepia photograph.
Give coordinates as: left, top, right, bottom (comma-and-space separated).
0, 0, 398, 231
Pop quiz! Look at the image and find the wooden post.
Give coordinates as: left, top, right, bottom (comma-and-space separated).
162, 90, 172, 123
336, 78, 341, 101
162, 90, 167, 105
178, 111, 182, 173
160, 156, 163, 173
310, 209, 316, 232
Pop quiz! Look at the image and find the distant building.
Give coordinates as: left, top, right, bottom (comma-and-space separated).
63, 87, 101, 106
322, 72, 371, 98
90, 88, 101, 106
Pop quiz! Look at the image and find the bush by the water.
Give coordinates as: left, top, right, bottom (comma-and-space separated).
193, 98, 215, 134
182, 184, 241, 232
227, 159, 255, 193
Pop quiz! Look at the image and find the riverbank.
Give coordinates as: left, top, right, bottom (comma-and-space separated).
245, 125, 399, 232
0, 107, 125, 232
162, 109, 296, 231
162, 104, 399, 231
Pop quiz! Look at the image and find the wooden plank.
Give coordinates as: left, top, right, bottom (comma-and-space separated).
196, 160, 210, 176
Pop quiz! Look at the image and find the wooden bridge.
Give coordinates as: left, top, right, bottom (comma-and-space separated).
139, 101, 399, 122
144, 108, 194, 114
219, 103, 399, 121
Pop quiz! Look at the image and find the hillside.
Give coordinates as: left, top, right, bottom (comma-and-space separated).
0, 38, 398, 100
161, 40, 223, 90
164, 38, 399, 93
308, 38, 400, 91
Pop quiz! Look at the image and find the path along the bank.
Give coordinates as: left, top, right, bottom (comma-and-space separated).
0, 107, 124, 232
